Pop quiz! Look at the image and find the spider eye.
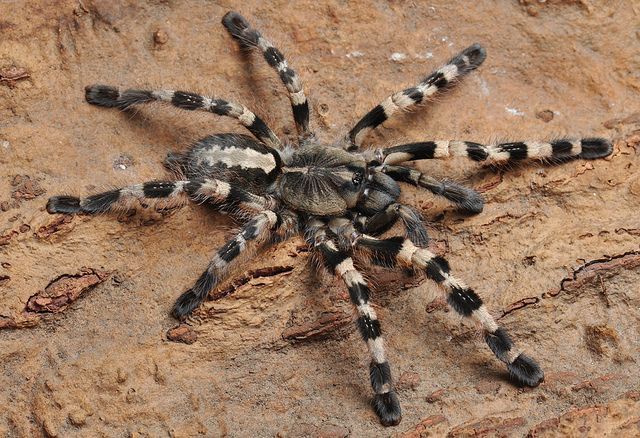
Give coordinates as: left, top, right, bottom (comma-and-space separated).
352, 171, 363, 185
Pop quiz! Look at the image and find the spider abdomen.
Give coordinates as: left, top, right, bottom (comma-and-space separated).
178, 133, 280, 193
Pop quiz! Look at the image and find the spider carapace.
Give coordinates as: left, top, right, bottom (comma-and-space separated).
47, 11, 612, 426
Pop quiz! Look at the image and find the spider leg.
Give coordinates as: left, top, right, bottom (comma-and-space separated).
380, 165, 484, 213
306, 219, 401, 426
379, 138, 613, 165
356, 234, 544, 387
46, 179, 274, 215
347, 44, 486, 150
84, 85, 282, 150
173, 209, 283, 318
222, 11, 310, 139
355, 203, 429, 247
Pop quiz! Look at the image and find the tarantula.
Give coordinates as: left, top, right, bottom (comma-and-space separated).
47, 11, 612, 426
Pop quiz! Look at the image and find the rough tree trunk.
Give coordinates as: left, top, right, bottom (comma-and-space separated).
1, 1, 638, 436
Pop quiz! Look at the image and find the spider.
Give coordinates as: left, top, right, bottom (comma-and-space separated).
46, 11, 612, 426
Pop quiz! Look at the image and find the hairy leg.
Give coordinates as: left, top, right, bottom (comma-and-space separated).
354, 203, 430, 247
356, 234, 544, 387
222, 11, 310, 138
307, 219, 402, 426
84, 85, 282, 150
379, 138, 613, 165
173, 209, 282, 318
47, 178, 275, 216
380, 165, 484, 213
348, 44, 486, 149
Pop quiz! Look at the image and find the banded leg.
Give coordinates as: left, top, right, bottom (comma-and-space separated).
307, 221, 401, 426
46, 179, 275, 215
379, 138, 613, 165
222, 12, 310, 137
85, 85, 282, 150
357, 235, 544, 387
381, 165, 484, 214
173, 209, 280, 318
348, 44, 486, 150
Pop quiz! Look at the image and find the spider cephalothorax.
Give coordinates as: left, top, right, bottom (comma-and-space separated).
47, 11, 612, 426
278, 144, 370, 215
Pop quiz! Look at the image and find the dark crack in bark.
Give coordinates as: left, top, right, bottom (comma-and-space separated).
26, 267, 110, 313
208, 265, 294, 301
34, 214, 76, 240
499, 251, 640, 319
499, 296, 540, 319
551, 250, 640, 297
282, 310, 352, 343
1, 269, 108, 330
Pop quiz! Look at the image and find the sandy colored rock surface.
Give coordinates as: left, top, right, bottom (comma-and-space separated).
1, 1, 639, 436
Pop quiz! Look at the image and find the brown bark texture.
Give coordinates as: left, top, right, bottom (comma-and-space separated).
1, 1, 639, 436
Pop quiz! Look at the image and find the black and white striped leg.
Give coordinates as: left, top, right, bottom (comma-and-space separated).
84, 85, 282, 150
308, 222, 401, 426
222, 11, 310, 138
347, 44, 486, 150
47, 181, 191, 214
185, 178, 277, 214
379, 138, 613, 165
47, 179, 275, 216
172, 210, 280, 318
380, 165, 484, 214
357, 235, 544, 387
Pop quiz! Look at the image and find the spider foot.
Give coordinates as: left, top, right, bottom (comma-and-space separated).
172, 271, 217, 320
441, 182, 484, 213
508, 353, 544, 387
47, 196, 81, 214
458, 43, 487, 70
373, 391, 402, 427
579, 138, 613, 159
85, 84, 121, 107
85, 85, 154, 110
222, 12, 255, 48
171, 289, 201, 320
